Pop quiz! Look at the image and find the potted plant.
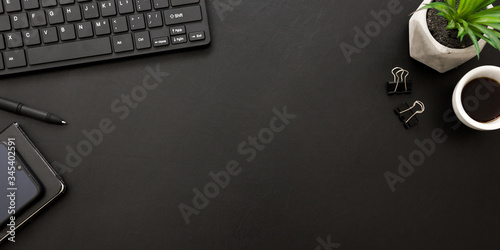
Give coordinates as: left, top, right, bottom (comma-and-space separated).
409, 0, 500, 73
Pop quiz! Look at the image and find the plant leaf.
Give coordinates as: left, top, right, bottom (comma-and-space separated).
458, 29, 467, 41
421, 2, 457, 19
470, 23, 500, 50
467, 15, 500, 26
469, 5, 500, 15
457, 0, 467, 14
474, 0, 496, 12
482, 23, 500, 30
468, 10, 500, 19
465, 27, 481, 59
447, 19, 458, 29
460, 19, 473, 41
456, 21, 467, 40
474, 32, 500, 50
460, 0, 496, 19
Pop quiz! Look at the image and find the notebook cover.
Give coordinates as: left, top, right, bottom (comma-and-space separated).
0, 123, 66, 244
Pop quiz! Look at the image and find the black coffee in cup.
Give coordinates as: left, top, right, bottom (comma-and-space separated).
461, 77, 500, 123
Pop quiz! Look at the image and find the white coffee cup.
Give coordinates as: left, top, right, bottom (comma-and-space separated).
452, 65, 500, 131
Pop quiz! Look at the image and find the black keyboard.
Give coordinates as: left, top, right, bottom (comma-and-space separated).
0, 0, 210, 76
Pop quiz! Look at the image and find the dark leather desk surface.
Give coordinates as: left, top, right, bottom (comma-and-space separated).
2, 0, 500, 249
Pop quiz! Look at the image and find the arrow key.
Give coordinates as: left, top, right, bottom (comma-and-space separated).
188, 31, 204, 41
171, 35, 186, 44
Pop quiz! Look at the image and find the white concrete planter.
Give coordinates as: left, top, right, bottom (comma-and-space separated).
409, 0, 488, 73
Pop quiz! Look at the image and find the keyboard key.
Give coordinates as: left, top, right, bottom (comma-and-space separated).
41, 27, 58, 43
189, 31, 204, 41
112, 16, 128, 33
23, 29, 41, 45
171, 0, 198, 7
65, 6, 82, 22
100, 0, 116, 17
94, 19, 110, 35
83, 2, 99, 19
135, 0, 151, 11
6, 32, 23, 48
152, 36, 168, 47
11, 13, 29, 30
4, 0, 21, 12
28, 37, 112, 65
134, 31, 150, 49
169, 25, 185, 35
164, 5, 201, 25
112, 34, 133, 52
0, 35, 5, 49
146, 11, 162, 28
117, 0, 134, 14
4, 50, 26, 68
0, 54, 4, 69
76, 22, 93, 38
0, 16, 11, 31
153, 0, 168, 9
41, 0, 57, 7
47, 8, 64, 24
59, 0, 74, 5
30, 10, 47, 26
129, 14, 145, 30
171, 35, 186, 44
59, 24, 76, 40
23, 0, 40, 10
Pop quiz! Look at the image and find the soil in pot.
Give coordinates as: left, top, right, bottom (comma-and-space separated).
426, 0, 474, 48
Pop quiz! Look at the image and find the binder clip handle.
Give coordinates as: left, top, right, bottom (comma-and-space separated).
395, 100, 425, 128
398, 100, 424, 123
387, 67, 412, 95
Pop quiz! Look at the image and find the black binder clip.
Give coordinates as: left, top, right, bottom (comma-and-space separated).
395, 100, 425, 128
387, 67, 412, 95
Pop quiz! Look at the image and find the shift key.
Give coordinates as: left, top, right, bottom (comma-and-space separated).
164, 6, 201, 25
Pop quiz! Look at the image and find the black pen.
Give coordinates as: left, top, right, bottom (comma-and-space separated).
0, 97, 67, 125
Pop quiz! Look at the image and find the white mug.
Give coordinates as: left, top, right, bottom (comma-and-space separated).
452, 65, 500, 131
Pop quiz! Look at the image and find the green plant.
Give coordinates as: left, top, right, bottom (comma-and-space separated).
420, 0, 500, 57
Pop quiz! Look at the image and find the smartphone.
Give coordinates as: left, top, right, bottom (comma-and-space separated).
0, 141, 43, 225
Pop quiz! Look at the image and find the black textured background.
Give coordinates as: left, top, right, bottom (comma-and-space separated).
1, 0, 500, 249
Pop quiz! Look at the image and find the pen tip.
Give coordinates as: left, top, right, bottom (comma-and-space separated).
61, 121, 67, 125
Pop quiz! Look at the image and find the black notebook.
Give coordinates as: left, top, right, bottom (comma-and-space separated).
0, 123, 65, 244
